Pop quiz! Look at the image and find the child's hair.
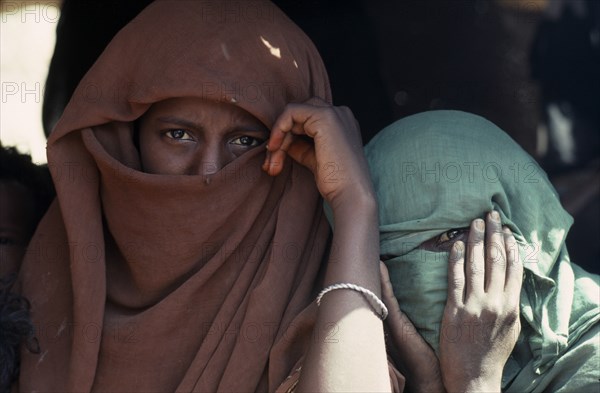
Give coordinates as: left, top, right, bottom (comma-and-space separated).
0, 144, 51, 391
0, 274, 39, 392
0, 144, 55, 235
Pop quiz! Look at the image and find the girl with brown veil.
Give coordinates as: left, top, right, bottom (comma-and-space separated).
15, 1, 396, 391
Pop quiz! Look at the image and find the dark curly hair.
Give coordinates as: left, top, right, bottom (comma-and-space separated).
0, 145, 51, 391
0, 274, 39, 392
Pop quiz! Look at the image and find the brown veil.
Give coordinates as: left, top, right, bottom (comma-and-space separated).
18, 1, 333, 391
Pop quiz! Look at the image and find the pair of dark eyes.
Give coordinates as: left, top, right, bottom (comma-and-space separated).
166, 129, 265, 147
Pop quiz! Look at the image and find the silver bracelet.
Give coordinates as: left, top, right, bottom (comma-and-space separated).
316, 283, 388, 320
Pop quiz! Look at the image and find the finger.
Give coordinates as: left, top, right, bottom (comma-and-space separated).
503, 227, 523, 304
286, 137, 316, 173
379, 262, 399, 320
262, 149, 271, 173
278, 128, 297, 153
485, 210, 507, 293
267, 119, 291, 153
267, 136, 317, 176
271, 103, 329, 141
267, 111, 302, 158
380, 262, 429, 353
267, 104, 317, 160
465, 218, 485, 298
379, 262, 414, 340
265, 132, 296, 176
447, 240, 466, 307
265, 149, 286, 176
270, 104, 304, 150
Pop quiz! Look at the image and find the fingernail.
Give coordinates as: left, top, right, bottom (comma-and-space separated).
475, 219, 485, 231
269, 161, 278, 173
450, 241, 464, 262
453, 241, 464, 254
490, 210, 500, 221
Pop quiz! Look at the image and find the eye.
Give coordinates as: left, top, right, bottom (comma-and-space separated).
230, 135, 264, 147
437, 228, 468, 245
165, 129, 193, 140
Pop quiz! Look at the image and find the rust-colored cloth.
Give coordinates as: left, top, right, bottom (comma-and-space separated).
17, 1, 334, 391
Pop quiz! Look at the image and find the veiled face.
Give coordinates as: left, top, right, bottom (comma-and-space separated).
138, 97, 269, 176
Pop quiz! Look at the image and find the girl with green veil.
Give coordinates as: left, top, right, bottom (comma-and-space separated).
366, 110, 599, 392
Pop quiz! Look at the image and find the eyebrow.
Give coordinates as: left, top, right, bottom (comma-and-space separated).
156, 116, 268, 134
156, 116, 203, 131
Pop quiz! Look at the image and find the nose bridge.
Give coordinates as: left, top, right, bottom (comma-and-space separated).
195, 139, 226, 176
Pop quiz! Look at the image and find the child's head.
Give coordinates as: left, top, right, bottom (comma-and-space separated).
365, 110, 573, 353
0, 145, 54, 277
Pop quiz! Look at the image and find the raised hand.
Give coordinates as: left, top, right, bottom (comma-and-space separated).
439, 211, 523, 393
263, 98, 374, 212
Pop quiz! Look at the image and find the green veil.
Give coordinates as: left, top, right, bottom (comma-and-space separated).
365, 111, 599, 392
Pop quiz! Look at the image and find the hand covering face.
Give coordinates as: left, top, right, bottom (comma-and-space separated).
18, 1, 333, 391
365, 110, 599, 391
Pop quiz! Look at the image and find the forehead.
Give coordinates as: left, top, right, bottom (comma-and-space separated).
141, 97, 266, 127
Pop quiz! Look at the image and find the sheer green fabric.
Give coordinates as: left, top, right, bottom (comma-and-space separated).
365, 111, 599, 391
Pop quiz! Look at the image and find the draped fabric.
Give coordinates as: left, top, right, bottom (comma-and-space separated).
18, 1, 335, 391
366, 110, 599, 391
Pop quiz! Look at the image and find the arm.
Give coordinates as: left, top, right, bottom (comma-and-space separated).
265, 98, 391, 392
439, 212, 523, 392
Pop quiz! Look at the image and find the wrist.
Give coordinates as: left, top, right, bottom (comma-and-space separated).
462, 382, 501, 393
445, 374, 502, 393
330, 189, 377, 219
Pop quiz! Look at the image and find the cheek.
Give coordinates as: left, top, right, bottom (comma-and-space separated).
140, 144, 169, 174
138, 132, 186, 175
141, 148, 191, 175
138, 130, 155, 169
